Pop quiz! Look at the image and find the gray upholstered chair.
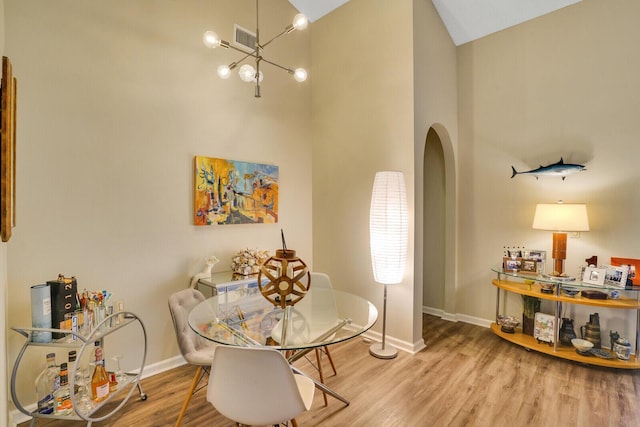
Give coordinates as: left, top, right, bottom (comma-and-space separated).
168, 288, 217, 426
207, 345, 315, 427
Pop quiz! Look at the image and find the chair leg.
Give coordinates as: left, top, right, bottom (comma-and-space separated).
175, 366, 203, 427
291, 419, 299, 427
315, 348, 328, 406
323, 345, 337, 376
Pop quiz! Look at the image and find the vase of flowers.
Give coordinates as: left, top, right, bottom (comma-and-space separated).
231, 248, 270, 276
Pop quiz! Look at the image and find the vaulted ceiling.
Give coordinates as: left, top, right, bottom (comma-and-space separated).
289, 0, 583, 46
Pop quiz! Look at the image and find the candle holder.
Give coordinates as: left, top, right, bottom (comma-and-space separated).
257, 249, 310, 308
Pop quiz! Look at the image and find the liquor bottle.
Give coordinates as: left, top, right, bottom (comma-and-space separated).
91, 342, 110, 402
54, 362, 73, 415
68, 350, 80, 395
109, 372, 118, 393
35, 352, 59, 414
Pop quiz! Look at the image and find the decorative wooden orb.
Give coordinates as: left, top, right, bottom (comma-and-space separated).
257, 249, 311, 308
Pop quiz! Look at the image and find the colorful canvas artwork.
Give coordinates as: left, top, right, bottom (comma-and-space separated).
194, 156, 279, 225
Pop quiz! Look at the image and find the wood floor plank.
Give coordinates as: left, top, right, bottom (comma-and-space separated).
19, 315, 640, 426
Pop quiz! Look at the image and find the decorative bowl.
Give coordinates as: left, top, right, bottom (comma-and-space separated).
497, 315, 520, 333
539, 282, 556, 294
571, 338, 594, 353
561, 286, 580, 297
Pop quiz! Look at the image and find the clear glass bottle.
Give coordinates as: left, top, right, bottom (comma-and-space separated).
91, 342, 110, 402
35, 352, 59, 414
54, 362, 73, 415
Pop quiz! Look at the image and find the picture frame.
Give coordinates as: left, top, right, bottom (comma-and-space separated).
583, 266, 606, 287
610, 257, 640, 285
604, 265, 628, 289
520, 259, 538, 275
194, 156, 279, 226
506, 248, 522, 258
1, 56, 17, 242
523, 249, 546, 274
503, 257, 523, 272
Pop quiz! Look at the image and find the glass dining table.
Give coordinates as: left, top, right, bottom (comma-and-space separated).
188, 285, 378, 404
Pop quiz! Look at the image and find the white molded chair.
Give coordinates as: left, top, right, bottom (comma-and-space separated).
168, 288, 217, 426
207, 345, 315, 427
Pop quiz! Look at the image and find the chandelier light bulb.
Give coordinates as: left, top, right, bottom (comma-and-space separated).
292, 14, 309, 31
203, 31, 221, 48
217, 65, 232, 79
293, 68, 308, 82
239, 64, 257, 82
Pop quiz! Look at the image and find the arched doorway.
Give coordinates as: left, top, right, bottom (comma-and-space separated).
421, 124, 456, 322
423, 128, 446, 313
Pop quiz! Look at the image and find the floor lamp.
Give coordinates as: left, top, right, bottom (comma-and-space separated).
369, 171, 408, 359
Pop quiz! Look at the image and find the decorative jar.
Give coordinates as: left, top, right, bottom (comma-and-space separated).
613, 337, 632, 361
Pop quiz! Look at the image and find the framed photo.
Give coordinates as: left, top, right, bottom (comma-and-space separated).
610, 257, 640, 285
523, 249, 546, 274
507, 248, 522, 258
583, 266, 606, 287
520, 259, 538, 275
604, 265, 628, 289
503, 257, 523, 272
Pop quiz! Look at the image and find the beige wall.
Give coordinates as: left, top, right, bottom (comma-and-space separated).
310, 0, 418, 348
4, 0, 311, 409
457, 0, 640, 337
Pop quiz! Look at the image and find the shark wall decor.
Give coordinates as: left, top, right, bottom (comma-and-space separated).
511, 158, 586, 180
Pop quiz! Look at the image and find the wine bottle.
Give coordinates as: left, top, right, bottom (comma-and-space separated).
91, 342, 110, 402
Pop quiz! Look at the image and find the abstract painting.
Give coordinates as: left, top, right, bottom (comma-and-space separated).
194, 156, 279, 225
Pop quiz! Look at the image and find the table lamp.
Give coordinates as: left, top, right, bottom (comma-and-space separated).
369, 171, 408, 359
532, 201, 589, 275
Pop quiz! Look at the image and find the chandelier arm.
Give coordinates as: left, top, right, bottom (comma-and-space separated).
260, 26, 294, 49
223, 42, 260, 59
259, 57, 295, 74
227, 51, 255, 68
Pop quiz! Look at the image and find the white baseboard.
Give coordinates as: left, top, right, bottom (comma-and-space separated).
456, 313, 492, 328
362, 329, 426, 355
422, 305, 492, 328
138, 354, 186, 379
423, 306, 445, 318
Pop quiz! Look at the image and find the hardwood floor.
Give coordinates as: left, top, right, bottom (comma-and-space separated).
21, 315, 640, 426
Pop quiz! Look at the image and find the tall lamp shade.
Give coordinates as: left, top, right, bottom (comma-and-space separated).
369, 171, 408, 359
532, 202, 589, 275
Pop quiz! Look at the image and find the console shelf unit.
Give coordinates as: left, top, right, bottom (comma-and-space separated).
11, 312, 148, 426
491, 268, 640, 369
